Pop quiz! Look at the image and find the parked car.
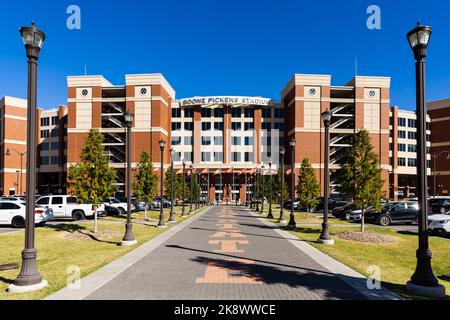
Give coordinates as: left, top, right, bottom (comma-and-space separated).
369, 201, 420, 226
312, 197, 346, 213
0, 201, 54, 228
104, 205, 121, 216
428, 197, 450, 214
153, 197, 172, 208
0, 196, 26, 203
102, 198, 134, 214
36, 195, 98, 221
345, 206, 377, 222
332, 202, 356, 219
284, 199, 300, 210
428, 213, 450, 235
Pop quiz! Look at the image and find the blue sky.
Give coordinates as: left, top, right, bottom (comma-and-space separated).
1, 0, 449, 110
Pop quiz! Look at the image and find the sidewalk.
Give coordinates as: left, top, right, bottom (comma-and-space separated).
47, 206, 400, 300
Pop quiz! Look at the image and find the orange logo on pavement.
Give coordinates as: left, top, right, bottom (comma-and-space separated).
209, 240, 249, 253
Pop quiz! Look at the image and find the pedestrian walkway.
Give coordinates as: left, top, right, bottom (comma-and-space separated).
76, 206, 376, 300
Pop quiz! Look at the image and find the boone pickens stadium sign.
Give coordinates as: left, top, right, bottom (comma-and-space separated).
179, 96, 275, 107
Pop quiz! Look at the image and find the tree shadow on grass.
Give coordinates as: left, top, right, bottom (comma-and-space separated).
45, 223, 118, 245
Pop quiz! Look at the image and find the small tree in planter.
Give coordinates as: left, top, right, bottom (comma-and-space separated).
133, 151, 158, 220
336, 129, 384, 233
297, 158, 320, 218
67, 129, 117, 233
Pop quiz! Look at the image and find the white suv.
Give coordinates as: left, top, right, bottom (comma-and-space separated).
0, 201, 54, 228
428, 213, 450, 235
36, 195, 100, 221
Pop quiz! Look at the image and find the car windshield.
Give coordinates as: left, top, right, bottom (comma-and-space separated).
111, 198, 121, 203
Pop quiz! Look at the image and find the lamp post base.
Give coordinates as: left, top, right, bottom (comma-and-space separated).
120, 239, 138, 246
8, 279, 48, 293
286, 223, 297, 230
317, 238, 334, 245
406, 281, 446, 298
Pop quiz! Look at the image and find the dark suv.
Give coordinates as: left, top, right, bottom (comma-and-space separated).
367, 201, 419, 226
428, 198, 450, 214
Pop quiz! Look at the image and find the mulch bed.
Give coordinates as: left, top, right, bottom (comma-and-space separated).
336, 231, 398, 244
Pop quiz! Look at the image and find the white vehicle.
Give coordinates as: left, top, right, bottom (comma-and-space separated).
0, 201, 54, 228
428, 213, 450, 235
103, 198, 134, 214
0, 196, 26, 203
35, 195, 98, 221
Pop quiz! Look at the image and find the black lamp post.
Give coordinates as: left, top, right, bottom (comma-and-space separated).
168, 147, 176, 223
432, 151, 450, 198
120, 111, 137, 246
287, 137, 297, 229
158, 140, 167, 227
9, 22, 47, 293
255, 169, 260, 212
181, 160, 187, 217
267, 162, 274, 219
244, 171, 248, 206
278, 147, 287, 224
260, 165, 265, 213
318, 109, 334, 245
189, 164, 194, 214
406, 22, 445, 298
6, 148, 26, 195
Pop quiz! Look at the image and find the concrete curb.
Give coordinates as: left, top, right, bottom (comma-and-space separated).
45, 207, 212, 300
248, 210, 404, 300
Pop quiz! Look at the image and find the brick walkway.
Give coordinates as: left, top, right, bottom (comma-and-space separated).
85, 206, 365, 300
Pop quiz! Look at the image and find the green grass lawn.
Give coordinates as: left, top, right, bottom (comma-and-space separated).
0, 205, 206, 300
252, 206, 450, 299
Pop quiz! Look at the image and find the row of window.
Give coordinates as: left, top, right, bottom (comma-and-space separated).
41, 142, 62, 151
392, 157, 431, 168
390, 143, 431, 154
171, 108, 285, 119
40, 156, 60, 165
395, 131, 431, 141
172, 136, 284, 147
40, 116, 59, 127
41, 129, 61, 138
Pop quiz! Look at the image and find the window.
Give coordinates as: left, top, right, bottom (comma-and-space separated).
398, 157, 406, 166
0, 202, 20, 210
408, 144, 416, 153
202, 137, 211, 146
232, 137, 241, 146
40, 157, 49, 165
67, 197, 77, 204
389, 143, 393, 151
231, 108, 241, 118
274, 123, 285, 131
262, 123, 272, 131
172, 108, 181, 118
398, 144, 406, 152
51, 156, 59, 165
408, 119, 416, 128
232, 152, 241, 162
41, 143, 49, 151
232, 122, 241, 131
51, 142, 59, 150
408, 158, 417, 167
201, 108, 211, 118
51, 129, 59, 137
184, 122, 193, 131
427, 134, 431, 142
262, 109, 272, 118
279, 137, 285, 146
266, 136, 272, 145
274, 109, 285, 118
202, 122, 211, 131
214, 109, 223, 118
214, 122, 223, 131
398, 131, 406, 139
41, 130, 50, 138
214, 152, 223, 162
52, 197, 63, 205
201, 152, 211, 162
36, 197, 49, 205
184, 108, 193, 118
245, 152, 253, 162
426, 122, 431, 131
171, 122, 181, 131
172, 151, 181, 161
51, 116, 59, 125
171, 136, 181, 146
245, 137, 253, 146
408, 132, 416, 140
244, 108, 254, 118
244, 122, 254, 131
184, 152, 192, 162
40, 117, 50, 126
214, 136, 223, 146
184, 136, 192, 146
398, 118, 406, 127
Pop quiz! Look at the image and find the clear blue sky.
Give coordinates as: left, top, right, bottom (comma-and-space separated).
1, 0, 450, 110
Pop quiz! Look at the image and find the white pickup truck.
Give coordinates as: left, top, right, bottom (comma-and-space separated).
35, 195, 103, 221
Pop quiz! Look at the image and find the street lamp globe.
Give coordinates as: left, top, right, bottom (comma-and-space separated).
124, 111, 134, 128
159, 139, 166, 151
20, 22, 46, 50
321, 109, 332, 127
407, 22, 432, 51
289, 137, 296, 148
280, 146, 285, 156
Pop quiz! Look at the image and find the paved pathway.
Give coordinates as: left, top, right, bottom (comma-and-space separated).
84, 206, 369, 300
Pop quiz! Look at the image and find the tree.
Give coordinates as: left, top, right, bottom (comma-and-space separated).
336, 129, 384, 232
297, 158, 320, 216
273, 168, 289, 206
67, 129, 117, 233
164, 166, 182, 201
133, 151, 158, 220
